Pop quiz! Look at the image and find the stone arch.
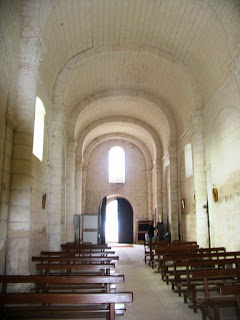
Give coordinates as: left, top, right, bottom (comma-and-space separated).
67, 90, 177, 143
82, 133, 153, 172
53, 45, 202, 113
76, 116, 162, 162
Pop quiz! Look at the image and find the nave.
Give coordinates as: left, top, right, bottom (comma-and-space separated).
113, 245, 237, 320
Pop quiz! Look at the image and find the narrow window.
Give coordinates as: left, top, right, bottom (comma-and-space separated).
109, 146, 125, 183
32, 97, 45, 161
184, 143, 193, 178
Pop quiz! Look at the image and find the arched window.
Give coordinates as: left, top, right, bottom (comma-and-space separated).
32, 97, 45, 161
184, 143, 193, 178
109, 146, 125, 183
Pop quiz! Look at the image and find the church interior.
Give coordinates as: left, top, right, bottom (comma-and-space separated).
0, 0, 240, 289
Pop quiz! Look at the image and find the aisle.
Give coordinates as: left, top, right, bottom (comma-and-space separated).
113, 244, 237, 320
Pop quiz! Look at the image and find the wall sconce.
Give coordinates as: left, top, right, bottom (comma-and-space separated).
181, 199, 185, 209
42, 190, 47, 209
212, 185, 218, 202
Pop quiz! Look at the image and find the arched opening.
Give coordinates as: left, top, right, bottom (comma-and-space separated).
108, 146, 125, 183
100, 197, 134, 244
105, 200, 118, 243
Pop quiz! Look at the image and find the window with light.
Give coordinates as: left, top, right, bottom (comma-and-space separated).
109, 146, 125, 183
184, 143, 193, 178
32, 97, 45, 161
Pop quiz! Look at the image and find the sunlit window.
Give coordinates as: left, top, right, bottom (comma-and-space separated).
109, 146, 125, 183
184, 143, 193, 178
32, 97, 45, 161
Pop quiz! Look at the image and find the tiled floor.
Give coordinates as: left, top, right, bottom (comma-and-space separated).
113, 244, 238, 320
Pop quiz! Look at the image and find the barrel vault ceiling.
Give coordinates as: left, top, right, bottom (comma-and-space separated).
15, 0, 240, 159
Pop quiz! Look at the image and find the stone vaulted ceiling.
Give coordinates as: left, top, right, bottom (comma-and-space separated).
35, 0, 240, 158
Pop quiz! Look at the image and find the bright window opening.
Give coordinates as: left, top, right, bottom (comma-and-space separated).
33, 97, 45, 161
184, 143, 193, 178
109, 146, 125, 183
105, 200, 118, 243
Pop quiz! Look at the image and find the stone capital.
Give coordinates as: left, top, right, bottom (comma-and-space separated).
19, 27, 46, 68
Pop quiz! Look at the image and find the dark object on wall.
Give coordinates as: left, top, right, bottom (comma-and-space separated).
164, 232, 171, 243
157, 222, 164, 241
99, 197, 107, 245
74, 215, 81, 244
212, 185, 218, 202
136, 220, 151, 243
42, 193, 46, 209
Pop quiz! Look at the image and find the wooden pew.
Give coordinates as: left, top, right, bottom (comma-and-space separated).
162, 250, 239, 286
32, 255, 119, 264
153, 244, 200, 270
0, 292, 133, 320
0, 274, 132, 319
220, 284, 240, 318
36, 262, 115, 275
41, 250, 116, 256
0, 274, 124, 294
150, 242, 199, 267
61, 244, 111, 252
191, 268, 240, 320
176, 260, 240, 314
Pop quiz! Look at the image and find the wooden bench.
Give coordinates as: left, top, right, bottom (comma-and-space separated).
0, 274, 132, 319
220, 284, 240, 318
41, 250, 116, 256
0, 291, 133, 320
153, 244, 200, 270
36, 262, 115, 275
173, 258, 240, 302
191, 268, 240, 320
0, 274, 124, 294
162, 250, 239, 286
149, 241, 199, 268
61, 244, 111, 252
32, 255, 119, 264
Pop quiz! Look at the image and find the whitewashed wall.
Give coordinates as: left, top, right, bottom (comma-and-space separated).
84, 139, 148, 243
204, 76, 240, 251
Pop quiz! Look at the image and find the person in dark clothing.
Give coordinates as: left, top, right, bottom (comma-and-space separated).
147, 221, 155, 243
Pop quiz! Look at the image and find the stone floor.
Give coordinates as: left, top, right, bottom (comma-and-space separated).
112, 244, 238, 320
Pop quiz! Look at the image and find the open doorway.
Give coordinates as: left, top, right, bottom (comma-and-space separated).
105, 200, 118, 243
104, 197, 133, 244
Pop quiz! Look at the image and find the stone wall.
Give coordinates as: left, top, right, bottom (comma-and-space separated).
177, 131, 197, 242
84, 139, 148, 242
203, 76, 240, 251
0, 1, 20, 274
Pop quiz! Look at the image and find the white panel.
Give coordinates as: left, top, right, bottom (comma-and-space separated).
83, 231, 98, 244
83, 215, 98, 229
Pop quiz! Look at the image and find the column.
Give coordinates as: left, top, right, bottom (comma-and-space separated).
162, 156, 168, 231
0, 113, 17, 274
75, 160, 83, 242
66, 139, 77, 243
191, 110, 209, 247
154, 159, 162, 222
6, 30, 43, 274
168, 141, 179, 241
146, 170, 153, 219
48, 106, 66, 250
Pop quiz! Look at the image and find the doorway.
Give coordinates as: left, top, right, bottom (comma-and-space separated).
105, 200, 118, 243
104, 197, 133, 244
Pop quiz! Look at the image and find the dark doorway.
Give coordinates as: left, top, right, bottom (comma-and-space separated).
117, 198, 133, 243
99, 197, 107, 244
